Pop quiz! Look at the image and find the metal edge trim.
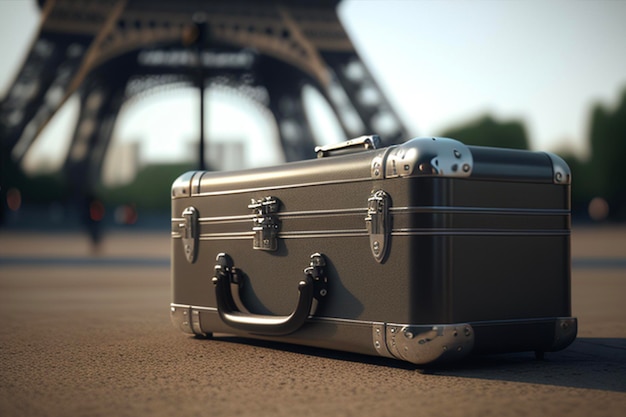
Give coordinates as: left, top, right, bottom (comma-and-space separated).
544, 152, 572, 185
171, 309, 576, 363
171, 304, 474, 365
372, 322, 395, 359
170, 307, 577, 364
385, 137, 474, 179
191, 309, 207, 337
171, 304, 216, 336
551, 317, 578, 351
170, 304, 193, 335
371, 145, 395, 179
192, 171, 205, 196
171, 171, 199, 199
382, 322, 474, 365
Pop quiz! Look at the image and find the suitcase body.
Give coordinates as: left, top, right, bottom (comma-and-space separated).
170, 136, 577, 365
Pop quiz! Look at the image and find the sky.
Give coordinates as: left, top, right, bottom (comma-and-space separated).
1, 0, 625, 178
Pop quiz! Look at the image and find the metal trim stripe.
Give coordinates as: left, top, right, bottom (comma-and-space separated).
392, 228, 570, 236
173, 215, 252, 223
279, 208, 365, 218
173, 228, 569, 240
198, 232, 253, 240
172, 304, 377, 327
200, 215, 252, 223
279, 230, 368, 238
390, 206, 570, 216
173, 206, 568, 225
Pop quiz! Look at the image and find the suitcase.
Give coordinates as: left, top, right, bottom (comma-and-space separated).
170, 135, 577, 365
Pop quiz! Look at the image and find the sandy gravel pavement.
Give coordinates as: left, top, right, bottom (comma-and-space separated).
0, 227, 624, 416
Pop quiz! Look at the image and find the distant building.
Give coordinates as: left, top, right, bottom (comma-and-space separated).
188, 138, 246, 171
102, 141, 139, 186
210, 139, 245, 171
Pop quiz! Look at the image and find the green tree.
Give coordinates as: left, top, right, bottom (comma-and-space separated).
586, 88, 626, 219
99, 162, 195, 211
440, 114, 530, 150
1, 149, 69, 204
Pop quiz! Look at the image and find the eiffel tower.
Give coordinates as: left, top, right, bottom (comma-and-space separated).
1, 0, 408, 192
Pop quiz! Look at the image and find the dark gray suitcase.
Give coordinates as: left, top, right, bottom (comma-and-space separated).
170, 136, 577, 365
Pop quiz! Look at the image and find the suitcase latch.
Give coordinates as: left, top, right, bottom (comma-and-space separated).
180, 206, 199, 264
249, 196, 281, 251
365, 190, 390, 263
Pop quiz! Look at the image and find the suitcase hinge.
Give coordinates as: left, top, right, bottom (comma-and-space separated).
249, 196, 281, 251
180, 206, 199, 263
365, 190, 390, 263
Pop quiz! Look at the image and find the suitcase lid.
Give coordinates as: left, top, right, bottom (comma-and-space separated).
172, 136, 570, 198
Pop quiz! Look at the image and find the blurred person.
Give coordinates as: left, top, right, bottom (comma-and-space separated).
83, 193, 104, 254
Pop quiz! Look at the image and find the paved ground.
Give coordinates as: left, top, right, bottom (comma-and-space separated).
0, 227, 625, 417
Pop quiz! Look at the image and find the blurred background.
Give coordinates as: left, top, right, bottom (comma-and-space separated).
1, 4, 625, 414
1, 0, 625, 241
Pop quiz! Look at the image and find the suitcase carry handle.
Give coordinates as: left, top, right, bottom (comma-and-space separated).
212, 253, 328, 336
314, 134, 381, 158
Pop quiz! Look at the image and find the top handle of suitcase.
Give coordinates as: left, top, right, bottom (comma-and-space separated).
211, 253, 328, 336
314, 134, 381, 158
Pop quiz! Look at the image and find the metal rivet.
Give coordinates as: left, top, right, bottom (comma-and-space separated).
373, 161, 381, 176
464, 327, 471, 337
319, 289, 327, 297
451, 164, 458, 172
375, 341, 381, 349
454, 149, 462, 159
462, 164, 470, 173
405, 331, 414, 339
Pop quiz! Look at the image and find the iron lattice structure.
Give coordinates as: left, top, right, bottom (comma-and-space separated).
1, 0, 408, 190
